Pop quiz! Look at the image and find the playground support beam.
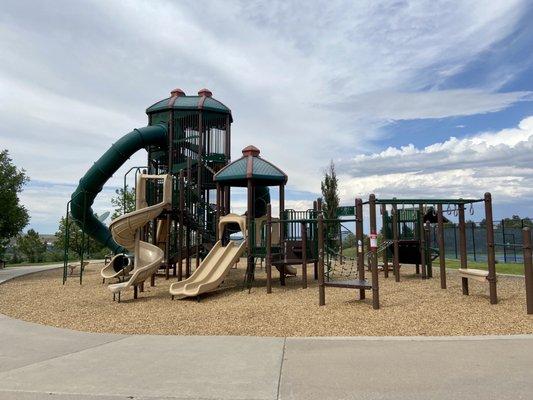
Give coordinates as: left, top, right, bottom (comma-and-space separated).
437, 204, 446, 289
484, 192, 497, 304
355, 198, 365, 298
392, 203, 400, 282
419, 203, 427, 279
458, 203, 468, 295
381, 204, 389, 278
318, 213, 325, 306
178, 171, 185, 281
301, 221, 308, 289
522, 227, 533, 314
425, 220, 432, 278
266, 204, 272, 294
369, 194, 380, 310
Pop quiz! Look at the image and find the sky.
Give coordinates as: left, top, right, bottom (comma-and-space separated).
1, 0, 533, 233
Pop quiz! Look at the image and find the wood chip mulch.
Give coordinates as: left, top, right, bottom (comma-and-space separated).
0, 261, 531, 336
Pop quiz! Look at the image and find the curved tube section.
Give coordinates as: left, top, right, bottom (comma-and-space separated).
70, 123, 167, 254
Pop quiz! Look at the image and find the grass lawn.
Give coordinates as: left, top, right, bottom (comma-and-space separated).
5, 261, 63, 268
341, 247, 524, 275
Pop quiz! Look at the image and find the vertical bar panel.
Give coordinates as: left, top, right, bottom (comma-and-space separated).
419, 204, 427, 279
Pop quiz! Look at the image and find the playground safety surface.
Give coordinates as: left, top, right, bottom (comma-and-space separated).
0, 261, 531, 336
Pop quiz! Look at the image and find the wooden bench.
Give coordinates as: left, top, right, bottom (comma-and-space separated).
324, 279, 372, 290
457, 268, 491, 283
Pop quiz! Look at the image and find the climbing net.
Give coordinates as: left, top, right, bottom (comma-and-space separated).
325, 246, 359, 280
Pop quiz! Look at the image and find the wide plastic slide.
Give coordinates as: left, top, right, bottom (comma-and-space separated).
169, 240, 246, 299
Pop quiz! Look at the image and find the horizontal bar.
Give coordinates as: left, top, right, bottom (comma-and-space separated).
362, 198, 483, 205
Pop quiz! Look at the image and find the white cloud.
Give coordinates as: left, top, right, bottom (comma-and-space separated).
1, 0, 531, 230
337, 115, 533, 203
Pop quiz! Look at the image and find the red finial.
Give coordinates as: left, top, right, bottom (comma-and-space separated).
198, 88, 213, 97
170, 88, 185, 97
242, 145, 260, 157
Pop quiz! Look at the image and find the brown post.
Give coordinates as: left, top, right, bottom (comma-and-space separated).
215, 183, 221, 240
437, 204, 446, 289
178, 171, 184, 281
278, 184, 286, 286
318, 213, 325, 306
392, 203, 400, 282
224, 115, 231, 215
185, 226, 191, 278
266, 204, 272, 294
246, 180, 254, 287
522, 227, 533, 314
381, 204, 389, 278
302, 222, 308, 289
369, 194, 380, 309
355, 198, 366, 298
419, 204, 427, 279
425, 220, 432, 278
484, 193, 497, 304
458, 202, 468, 295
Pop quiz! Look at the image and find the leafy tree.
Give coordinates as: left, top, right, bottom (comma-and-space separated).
0, 150, 30, 259
111, 185, 135, 219
343, 232, 356, 249
320, 160, 340, 249
54, 214, 107, 260
16, 229, 47, 263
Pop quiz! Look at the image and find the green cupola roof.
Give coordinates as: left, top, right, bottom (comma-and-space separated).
146, 88, 232, 120
214, 146, 287, 187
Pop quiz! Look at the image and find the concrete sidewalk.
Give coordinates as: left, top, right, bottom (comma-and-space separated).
0, 263, 532, 399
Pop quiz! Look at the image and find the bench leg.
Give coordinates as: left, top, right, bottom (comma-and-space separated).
134, 285, 138, 299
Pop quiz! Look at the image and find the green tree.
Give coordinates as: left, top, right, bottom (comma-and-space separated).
54, 214, 106, 260
111, 185, 135, 219
16, 229, 47, 263
343, 232, 356, 249
0, 150, 30, 259
320, 160, 340, 249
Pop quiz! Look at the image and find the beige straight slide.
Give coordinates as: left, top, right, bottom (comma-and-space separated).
169, 240, 246, 299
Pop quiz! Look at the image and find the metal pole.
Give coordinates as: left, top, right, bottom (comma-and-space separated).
458, 203, 468, 295
392, 203, 400, 282
522, 227, 533, 314
355, 198, 365, 298
369, 194, 380, 309
437, 204, 446, 289
484, 193, 497, 304
318, 213, 325, 306
302, 221, 308, 289
266, 204, 272, 294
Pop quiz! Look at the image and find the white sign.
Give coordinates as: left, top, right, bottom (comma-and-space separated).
370, 233, 378, 249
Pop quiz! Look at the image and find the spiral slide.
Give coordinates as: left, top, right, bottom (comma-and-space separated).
105, 174, 172, 297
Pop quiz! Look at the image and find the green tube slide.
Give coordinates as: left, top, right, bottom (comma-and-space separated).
70, 123, 167, 254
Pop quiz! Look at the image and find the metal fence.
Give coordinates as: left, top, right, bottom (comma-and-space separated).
428, 219, 532, 263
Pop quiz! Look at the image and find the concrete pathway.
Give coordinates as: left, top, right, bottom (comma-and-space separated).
1, 264, 532, 399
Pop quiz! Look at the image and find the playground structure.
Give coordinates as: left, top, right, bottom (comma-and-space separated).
61, 87, 532, 313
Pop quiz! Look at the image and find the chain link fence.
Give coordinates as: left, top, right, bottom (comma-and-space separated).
429, 219, 532, 263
